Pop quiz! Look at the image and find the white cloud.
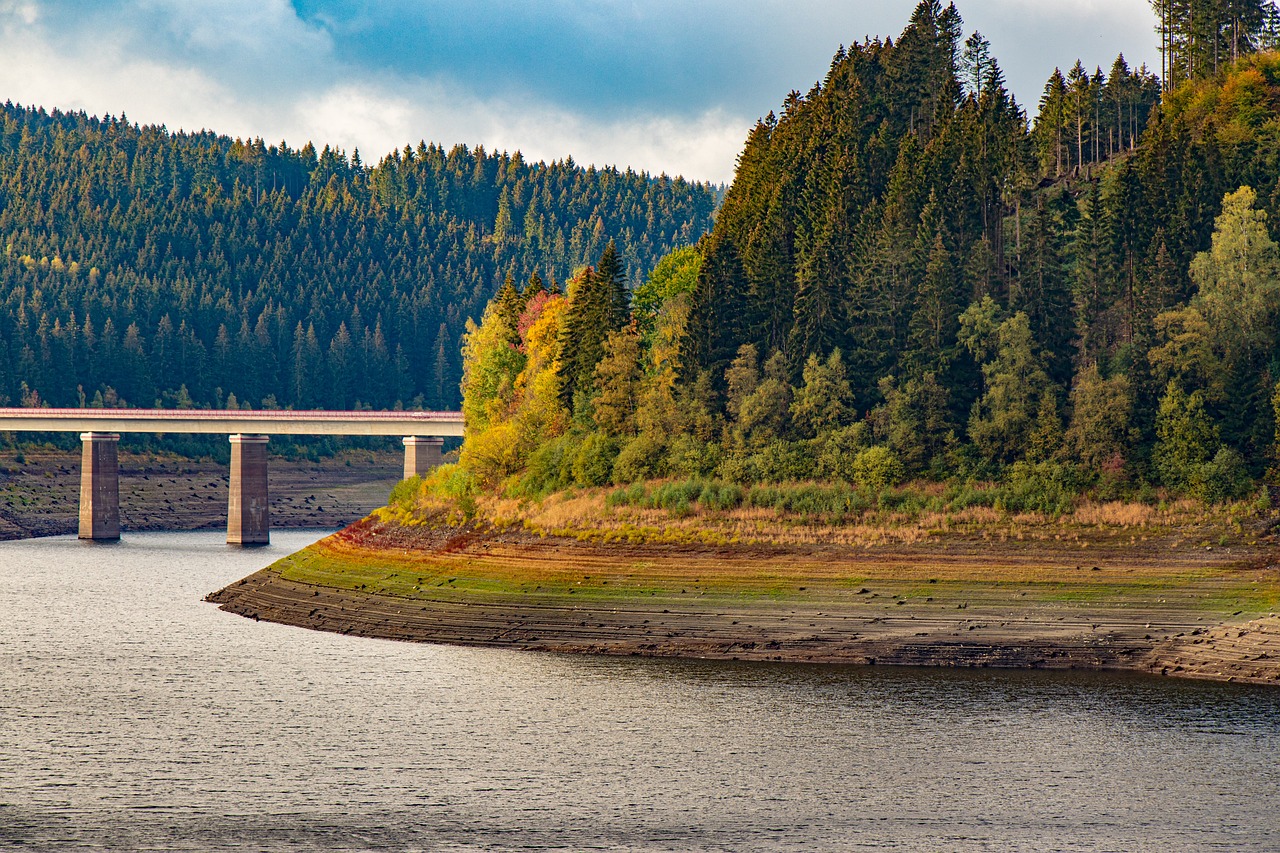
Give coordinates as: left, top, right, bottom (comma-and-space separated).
0, 0, 1164, 184
135, 0, 331, 57
295, 81, 746, 181
0, 9, 747, 182
0, 1, 38, 26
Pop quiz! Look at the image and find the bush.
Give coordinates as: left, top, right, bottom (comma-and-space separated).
717, 449, 761, 484
755, 439, 813, 482
698, 480, 744, 511
421, 463, 477, 499
571, 432, 620, 487
1191, 447, 1253, 503
668, 434, 721, 479
516, 432, 581, 496
606, 481, 648, 508
998, 461, 1082, 515
458, 419, 531, 485
612, 432, 669, 483
943, 480, 999, 510
815, 423, 871, 482
388, 476, 421, 509
743, 482, 870, 520
852, 445, 904, 492
877, 485, 935, 513
648, 478, 705, 510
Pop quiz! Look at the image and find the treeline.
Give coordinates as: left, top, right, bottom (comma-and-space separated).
1033, 57, 1161, 175
0, 103, 716, 411
453, 1, 1280, 508
1152, 0, 1280, 86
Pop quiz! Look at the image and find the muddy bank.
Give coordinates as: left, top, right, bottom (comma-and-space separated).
0, 449, 399, 540
208, 515, 1280, 685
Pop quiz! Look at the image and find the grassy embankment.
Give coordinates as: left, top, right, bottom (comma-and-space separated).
251, 473, 1280, 628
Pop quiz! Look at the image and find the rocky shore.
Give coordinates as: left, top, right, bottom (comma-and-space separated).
208, 512, 1280, 686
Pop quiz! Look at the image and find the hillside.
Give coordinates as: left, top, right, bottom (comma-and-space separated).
446, 6, 1280, 503
0, 104, 716, 412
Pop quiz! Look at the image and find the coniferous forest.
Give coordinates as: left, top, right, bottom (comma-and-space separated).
454, 0, 1280, 506
0, 105, 717, 412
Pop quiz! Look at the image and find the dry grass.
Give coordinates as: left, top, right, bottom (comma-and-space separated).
441, 484, 1270, 555
1072, 500, 1163, 527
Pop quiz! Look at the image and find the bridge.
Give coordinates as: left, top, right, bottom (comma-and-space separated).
0, 408, 464, 545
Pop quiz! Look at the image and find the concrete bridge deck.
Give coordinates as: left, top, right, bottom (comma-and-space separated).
0, 408, 464, 436
0, 408, 463, 545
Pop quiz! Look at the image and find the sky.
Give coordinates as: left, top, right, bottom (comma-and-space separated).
0, 0, 1159, 184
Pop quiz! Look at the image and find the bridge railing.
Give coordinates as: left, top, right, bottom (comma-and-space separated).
0, 408, 465, 437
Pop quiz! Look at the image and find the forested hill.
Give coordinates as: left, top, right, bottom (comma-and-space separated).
453, 0, 1280, 507
0, 103, 717, 411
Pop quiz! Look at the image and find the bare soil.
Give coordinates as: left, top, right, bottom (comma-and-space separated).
0, 448, 399, 539
207, 513, 1280, 686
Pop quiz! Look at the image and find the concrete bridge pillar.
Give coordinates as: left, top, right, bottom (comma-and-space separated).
79, 432, 120, 541
403, 436, 444, 479
227, 434, 269, 545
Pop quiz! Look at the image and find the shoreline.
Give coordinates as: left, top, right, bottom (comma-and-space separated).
207, 513, 1280, 686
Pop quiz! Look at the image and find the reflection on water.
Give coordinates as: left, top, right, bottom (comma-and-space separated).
1, 532, 1278, 852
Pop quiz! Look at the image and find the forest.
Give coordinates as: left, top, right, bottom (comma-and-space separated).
0, 105, 717, 413
452, 0, 1280, 507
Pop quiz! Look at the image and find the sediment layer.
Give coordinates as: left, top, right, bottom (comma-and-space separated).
208, 515, 1280, 685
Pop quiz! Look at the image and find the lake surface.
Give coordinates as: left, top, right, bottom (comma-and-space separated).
1, 531, 1278, 852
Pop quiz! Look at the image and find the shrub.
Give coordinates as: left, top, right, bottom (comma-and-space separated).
755, 439, 813, 482
998, 461, 1082, 515
668, 434, 721, 479
943, 480, 999, 510
878, 485, 935, 513
1191, 447, 1253, 503
422, 463, 477, 500
698, 480, 745, 511
815, 423, 871, 482
852, 445, 904, 492
388, 475, 421, 509
571, 432, 620, 487
459, 419, 531, 485
606, 481, 648, 508
648, 478, 706, 510
743, 482, 870, 520
717, 448, 760, 484
612, 432, 669, 483
516, 432, 581, 496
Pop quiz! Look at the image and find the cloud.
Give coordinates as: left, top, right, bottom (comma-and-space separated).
0, 5, 747, 180
270, 81, 747, 181
0, 0, 1162, 183
0, 1, 38, 25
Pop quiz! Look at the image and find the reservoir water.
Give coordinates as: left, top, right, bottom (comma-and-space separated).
1, 531, 1278, 851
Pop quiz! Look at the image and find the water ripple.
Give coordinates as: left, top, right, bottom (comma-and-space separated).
1, 531, 1278, 851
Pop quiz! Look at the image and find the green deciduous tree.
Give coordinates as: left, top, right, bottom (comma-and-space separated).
961, 307, 1054, 466
1064, 363, 1134, 472
1153, 381, 1220, 490
592, 325, 644, 437
790, 349, 855, 438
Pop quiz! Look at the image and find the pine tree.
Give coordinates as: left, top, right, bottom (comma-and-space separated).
595, 240, 630, 328
681, 232, 751, 389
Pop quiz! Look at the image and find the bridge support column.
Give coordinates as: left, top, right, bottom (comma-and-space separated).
403, 436, 444, 479
227, 434, 269, 545
79, 432, 120, 541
